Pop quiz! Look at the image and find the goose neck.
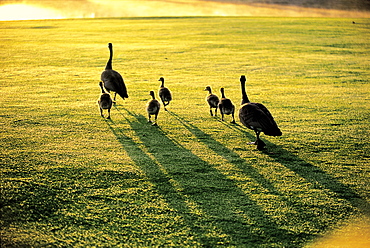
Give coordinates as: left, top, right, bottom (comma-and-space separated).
241, 81, 250, 104
105, 46, 113, 70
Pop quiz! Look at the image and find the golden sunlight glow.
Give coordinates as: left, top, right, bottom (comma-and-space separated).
0, 4, 65, 21
0, 0, 368, 21
306, 216, 370, 248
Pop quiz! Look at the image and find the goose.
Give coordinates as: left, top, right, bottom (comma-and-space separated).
146, 91, 161, 126
204, 86, 219, 116
100, 43, 128, 102
218, 87, 235, 123
98, 81, 113, 119
238, 75, 282, 150
158, 77, 172, 111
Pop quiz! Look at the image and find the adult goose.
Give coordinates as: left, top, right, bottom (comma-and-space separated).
158, 77, 172, 111
204, 86, 219, 116
218, 87, 235, 123
238, 75, 282, 150
146, 91, 161, 126
98, 81, 113, 119
100, 43, 128, 102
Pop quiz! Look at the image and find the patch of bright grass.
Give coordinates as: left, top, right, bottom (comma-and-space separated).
1, 17, 369, 247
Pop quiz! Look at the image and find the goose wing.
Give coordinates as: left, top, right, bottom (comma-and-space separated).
219, 98, 235, 114
239, 103, 282, 136
207, 94, 219, 108
101, 70, 128, 99
159, 87, 172, 101
99, 94, 113, 109
147, 99, 160, 114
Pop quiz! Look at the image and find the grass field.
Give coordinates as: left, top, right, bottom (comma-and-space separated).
1, 17, 369, 247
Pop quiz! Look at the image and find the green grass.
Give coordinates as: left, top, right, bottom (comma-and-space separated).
1, 17, 369, 247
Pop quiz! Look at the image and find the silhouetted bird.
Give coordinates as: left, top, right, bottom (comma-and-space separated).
158, 77, 172, 111
146, 91, 160, 126
218, 87, 235, 123
238, 75, 282, 150
204, 86, 219, 117
98, 81, 113, 119
101, 43, 128, 102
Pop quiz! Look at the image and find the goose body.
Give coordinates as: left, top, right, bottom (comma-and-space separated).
204, 86, 219, 116
158, 77, 172, 110
238, 75, 282, 150
218, 87, 235, 123
98, 81, 113, 119
100, 43, 128, 101
146, 91, 161, 125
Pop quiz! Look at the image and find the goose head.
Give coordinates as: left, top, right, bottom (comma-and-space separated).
149, 90, 155, 99
220, 87, 225, 98
99, 81, 106, 93
204, 86, 212, 92
240, 75, 246, 84
158, 77, 165, 87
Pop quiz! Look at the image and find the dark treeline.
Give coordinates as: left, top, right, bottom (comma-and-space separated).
201, 0, 370, 11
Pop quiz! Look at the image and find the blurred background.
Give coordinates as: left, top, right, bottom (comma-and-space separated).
0, 0, 369, 20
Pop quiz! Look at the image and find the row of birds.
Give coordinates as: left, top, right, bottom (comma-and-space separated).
98, 43, 282, 150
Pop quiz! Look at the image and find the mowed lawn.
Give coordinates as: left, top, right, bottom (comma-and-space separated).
0, 17, 369, 247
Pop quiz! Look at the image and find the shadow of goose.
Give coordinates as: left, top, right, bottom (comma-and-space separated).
190, 112, 370, 216
108, 108, 299, 246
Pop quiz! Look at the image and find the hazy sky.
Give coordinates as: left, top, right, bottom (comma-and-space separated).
0, 0, 369, 20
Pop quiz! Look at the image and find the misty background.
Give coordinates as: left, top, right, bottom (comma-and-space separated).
0, 0, 369, 19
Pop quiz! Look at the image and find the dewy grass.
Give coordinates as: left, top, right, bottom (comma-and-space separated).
1, 17, 369, 247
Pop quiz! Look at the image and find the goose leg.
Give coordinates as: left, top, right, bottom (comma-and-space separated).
248, 130, 260, 145
148, 114, 152, 123
161, 99, 167, 111
100, 108, 104, 118
210, 108, 213, 116
220, 109, 225, 121
256, 139, 266, 150
152, 114, 158, 126
231, 113, 236, 124
164, 101, 170, 110
255, 131, 266, 150
106, 109, 111, 119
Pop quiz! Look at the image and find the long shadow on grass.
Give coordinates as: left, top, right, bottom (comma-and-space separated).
111, 108, 300, 247
217, 115, 370, 216
261, 140, 370, 215
169, 112, 283, 197
105, 118, 212, 245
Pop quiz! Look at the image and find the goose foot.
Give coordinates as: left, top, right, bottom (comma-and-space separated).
106, 116, 111, 119
256, 139, 266, 150
231, 120, 236, 124
152, 123, 158, 126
